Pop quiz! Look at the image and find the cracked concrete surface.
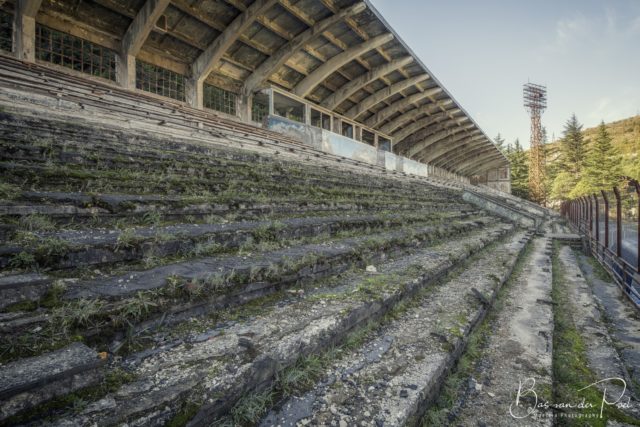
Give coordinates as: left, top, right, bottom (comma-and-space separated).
454, 226, 554, 427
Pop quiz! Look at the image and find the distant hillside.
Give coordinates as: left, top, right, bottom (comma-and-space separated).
544, 115, 640, 181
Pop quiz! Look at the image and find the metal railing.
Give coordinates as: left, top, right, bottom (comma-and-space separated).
561, 179, 640, 309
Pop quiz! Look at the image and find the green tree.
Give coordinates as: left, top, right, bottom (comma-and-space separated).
551, 114, 586, 201
494, 133, 506, 152
574, 122, 622, 196
507, 138, 529, 199
559, 114, 587, 176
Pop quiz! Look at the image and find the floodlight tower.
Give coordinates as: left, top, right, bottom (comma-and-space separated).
523, 83, 547, 205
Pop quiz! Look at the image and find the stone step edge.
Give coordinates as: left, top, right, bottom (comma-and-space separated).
408, 231, 536, 424
0, 210, 472, 271
0, 220, 493, 369
186, 224, 517, 425
0, 341, 105, 402
261, 230, 532, 427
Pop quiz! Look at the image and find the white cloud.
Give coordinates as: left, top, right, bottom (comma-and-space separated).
588, 96, 639, 125
553, 15, 591, 50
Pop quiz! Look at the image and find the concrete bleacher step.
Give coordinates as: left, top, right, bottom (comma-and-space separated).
44, 222, 514, 426
556, 246, 640, 420
0, 135, 440, 198
0, 273, 52, 310
2, 190, 465, 221
258, 228, 530, 427
1, 211, 474, 270
0, 115, 392, 186
0, 108, 465, 196
0, 342, 106, 422
0, 217, 492, 366
0, 60, 558, 426
451, 226, 554, 426
0, 161, 460, 212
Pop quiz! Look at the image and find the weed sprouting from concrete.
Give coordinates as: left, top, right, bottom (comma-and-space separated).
19, 214, 56, 231
142, 210, 162, 227
0, 179, 22, 199
421, 237, 534, 426
551, 242, 640, 426
8, 251, 37, 269
115, 228, 141, 251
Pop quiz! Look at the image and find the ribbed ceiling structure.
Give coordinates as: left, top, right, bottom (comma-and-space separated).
11, 0, 508, 175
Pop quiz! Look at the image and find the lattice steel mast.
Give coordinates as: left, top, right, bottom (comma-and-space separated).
523, 83, 547, 205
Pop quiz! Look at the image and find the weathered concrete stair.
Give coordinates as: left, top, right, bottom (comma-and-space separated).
45, 222, 515, 426
259, 228, 531, 427
0, 342, 105, 422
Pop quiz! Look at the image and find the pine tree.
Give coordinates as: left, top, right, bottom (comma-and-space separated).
494, 133, 505, 152
577, 122, 621, 194
508, 138, 529, 199
551, 114, 586, 201
560, 114, 586, 176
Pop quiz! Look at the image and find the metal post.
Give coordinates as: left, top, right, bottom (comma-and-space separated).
571, 200, 575, 227
570, 201, 574, 224
602, 190, 609, 252
579, 198, 584, 231
576, 199, 581, 230
592, 194, 600, 244
613, 187, 622, 258
634, 180, 640, 271
569, 201, 573, 224
588, 196, 593, 237
585, 196, 589, 230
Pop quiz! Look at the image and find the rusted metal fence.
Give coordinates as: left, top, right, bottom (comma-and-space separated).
561, 179, 640, 308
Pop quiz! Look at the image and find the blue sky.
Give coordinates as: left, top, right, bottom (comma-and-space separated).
369, 0, 640, 148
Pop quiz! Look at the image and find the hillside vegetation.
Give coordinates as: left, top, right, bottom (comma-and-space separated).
505, 114, 640, 204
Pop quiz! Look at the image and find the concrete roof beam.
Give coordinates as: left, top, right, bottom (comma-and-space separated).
293, 32, 394, 98
241, 1, 367, 96
192, 0, 278, 82
345, 73, 430, 119
321, 55, 413, 109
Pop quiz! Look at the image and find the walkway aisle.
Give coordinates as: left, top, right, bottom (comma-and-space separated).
454, 225, 554, 427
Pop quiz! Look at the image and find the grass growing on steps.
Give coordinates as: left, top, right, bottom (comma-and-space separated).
170, 231, 516, 427
573, 249, 640, 398
584, 255, 615, 282
551, 242, 640, 426
0, 367, 136, 427
420, 237, 535, 426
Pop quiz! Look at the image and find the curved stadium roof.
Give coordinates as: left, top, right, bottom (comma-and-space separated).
27, 0, 508, 176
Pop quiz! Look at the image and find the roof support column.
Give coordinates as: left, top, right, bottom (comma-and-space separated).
118, 0, 171, 89
185, 78, 204, 110
187, 0, 278, 109
237, 94, 252, 122
117, 54, 137, 91
12, 0, 42, 62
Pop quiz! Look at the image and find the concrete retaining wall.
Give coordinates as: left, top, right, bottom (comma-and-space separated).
266, 115, 438, 179
462, 191, 538, 228
265, 115, 482, 187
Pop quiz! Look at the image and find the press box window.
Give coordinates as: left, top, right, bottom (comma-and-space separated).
273, 92, 305, 123
135, 60, 185, 102
252, 92, 269, 123
310, 108, 331, 130
341, 121, 354, 139
362, 129, 376, 146
35, 25, 116, 81
378, 137, 391, 152
203, 84, 237, 116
